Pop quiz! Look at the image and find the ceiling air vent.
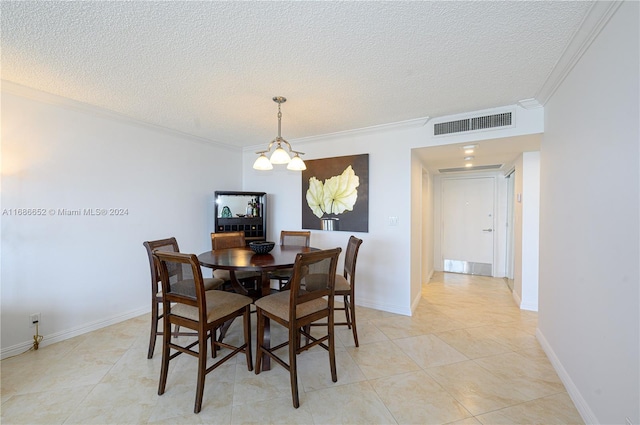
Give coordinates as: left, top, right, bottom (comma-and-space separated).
438, 164, 503, 173
434, 112, 512, 136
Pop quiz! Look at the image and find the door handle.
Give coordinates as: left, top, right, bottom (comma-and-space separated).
482, 228, 493, 232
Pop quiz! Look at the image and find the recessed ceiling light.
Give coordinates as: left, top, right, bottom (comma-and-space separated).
464, 156, 474, 161
463, 144, 477, 154
465, 163, 473, 167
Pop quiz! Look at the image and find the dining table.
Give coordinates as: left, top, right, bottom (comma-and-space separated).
198, 244, 317, 370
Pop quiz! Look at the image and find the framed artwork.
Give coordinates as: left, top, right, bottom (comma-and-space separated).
301, 154, 369, 232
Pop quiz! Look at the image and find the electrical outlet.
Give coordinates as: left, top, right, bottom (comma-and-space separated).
29, 313, 41, 328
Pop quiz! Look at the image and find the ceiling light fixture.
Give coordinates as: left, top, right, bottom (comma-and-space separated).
253, 96, 306, 171
463, 144, 477, 154
464, 156, 474, 161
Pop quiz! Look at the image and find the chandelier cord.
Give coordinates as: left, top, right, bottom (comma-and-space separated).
277, 103, 282, 141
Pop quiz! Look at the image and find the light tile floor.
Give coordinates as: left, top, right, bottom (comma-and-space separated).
1, 272, 584, 424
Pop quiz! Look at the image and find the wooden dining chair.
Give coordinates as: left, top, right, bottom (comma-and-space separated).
254, 247, 341, 408
332, 236, 363, 346
271, 230, 311, 290
210, 232, 260, 294
153, 250, 253, 414
308, 236, 363, 347
143, 237, 224, 359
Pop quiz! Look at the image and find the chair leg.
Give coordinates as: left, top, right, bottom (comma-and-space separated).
344, 295, 360, 347
289, 326, 300, 408
329, 313, 337, 382
211, 328, 217, 358
157, 316, 171, 396
194, 331, 207, 414
255, 308, 264, 374
343, 295, 351, 329
148, 302, 160, 359
244, 307, 253, 371
348, 294, 359, 347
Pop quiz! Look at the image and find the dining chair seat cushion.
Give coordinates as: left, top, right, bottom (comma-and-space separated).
268, 267, 293, 278
172, 290, 253, 323
169, 278, 225, 297
213, 269, 259, 281
334, 274, 351, 293
203, 277, 225, 290
254, 290, 327, 321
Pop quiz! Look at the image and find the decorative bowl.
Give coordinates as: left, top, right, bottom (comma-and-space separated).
249, 241, 275, 254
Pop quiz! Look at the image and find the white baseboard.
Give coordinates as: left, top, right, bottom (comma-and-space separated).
1, 306, 149, 360
357, 297, 412, 316
519, 301, 538, 312
410, 289, 422, 315
536, 328, 598, 424
512, 289, 522, 307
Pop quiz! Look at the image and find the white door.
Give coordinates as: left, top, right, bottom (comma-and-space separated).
442, 177, 495, 276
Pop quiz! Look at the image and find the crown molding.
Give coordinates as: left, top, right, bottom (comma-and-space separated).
518, 98, 543, 110
535, 1, 623, 106
1, 80, 240, 151
295, 116, 430, 143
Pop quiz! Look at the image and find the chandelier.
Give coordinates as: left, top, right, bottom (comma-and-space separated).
253, 96, 306, 171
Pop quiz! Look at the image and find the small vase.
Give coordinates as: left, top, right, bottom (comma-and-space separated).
320, 216, 340, 231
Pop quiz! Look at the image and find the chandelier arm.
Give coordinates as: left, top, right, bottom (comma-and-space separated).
276, 137, 293, 152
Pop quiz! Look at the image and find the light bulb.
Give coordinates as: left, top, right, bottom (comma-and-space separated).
287, 154, 306, 171
270, 145, 291, 164
253, 153, 273, 170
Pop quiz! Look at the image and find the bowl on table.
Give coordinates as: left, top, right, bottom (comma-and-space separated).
249, 241, 275, 254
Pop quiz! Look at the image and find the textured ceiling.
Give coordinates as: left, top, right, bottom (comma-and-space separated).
1, 1, 594, 149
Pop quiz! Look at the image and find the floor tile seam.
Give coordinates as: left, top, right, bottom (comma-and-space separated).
470, 389, 574, 421
422, 365, 488, 418
472, 356, 564, 383
464, 356, 544, 402
394, 333, 472, 368
57, 381, 101, 425
300, 374, 365, 394
419, 356, 470, 374
385, 337, 435, 368
373, 368, 477, 422
340, 347, 372, 382
350, 379, 400, 425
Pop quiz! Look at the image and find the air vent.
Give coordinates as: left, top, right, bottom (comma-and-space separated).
434, 112, 512, 136
438, 164, 503, 173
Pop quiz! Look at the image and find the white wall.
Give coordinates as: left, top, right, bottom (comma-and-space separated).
420, 168, 434, 284
1, 86, 242, 357
410, 153, 425, 311
512, 155, 524, 302
537, 2, 639, 424
520, 151, 539, 310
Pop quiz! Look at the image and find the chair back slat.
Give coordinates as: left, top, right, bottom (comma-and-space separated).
153, 251, 207, 319
288, 248, 341, 320
143, 238, 180, 294
280, 230, 311, 247
343, 236, 363, 282
211, 231, 246, 250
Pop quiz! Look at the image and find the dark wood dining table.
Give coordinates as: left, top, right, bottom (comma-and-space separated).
198, 245, 317, 370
